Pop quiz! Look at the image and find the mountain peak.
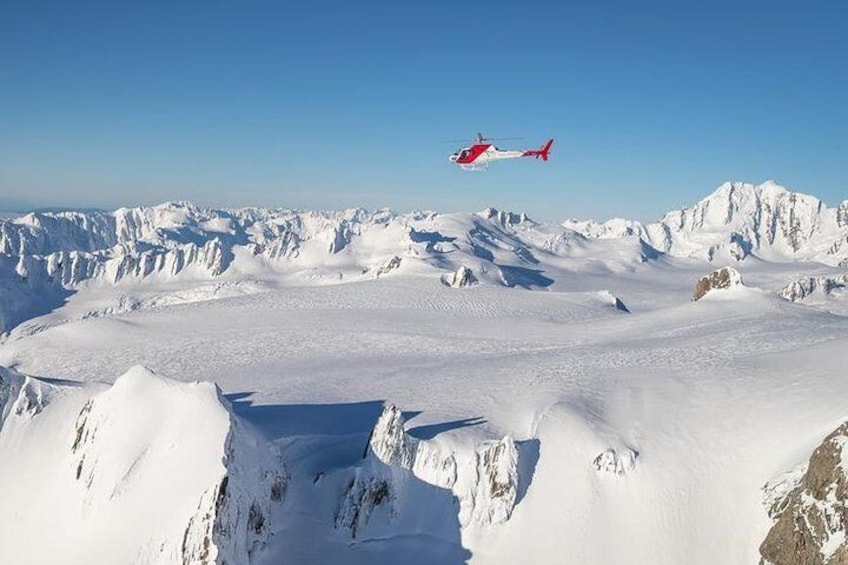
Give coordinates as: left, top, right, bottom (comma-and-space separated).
478, 207, 531, 226
2, 181, 847, 333
705, 180, 789, 203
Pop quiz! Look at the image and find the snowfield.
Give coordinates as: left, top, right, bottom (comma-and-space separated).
1, 181, 847, 564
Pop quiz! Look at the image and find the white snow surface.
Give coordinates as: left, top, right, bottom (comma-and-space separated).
0, 181, 848, 563
0, 364, 285, 565
1, 180, 846, 336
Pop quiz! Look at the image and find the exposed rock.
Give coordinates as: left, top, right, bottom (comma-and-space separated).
597, 290, 630, 313
693, 266, 744, 301
364, 404, 458, 490
779, 275, 848, 302
0, 367, 51, 430
181, 428, 287, 565
838, 201, 848, 229
334, 472, 392, 539
760, 422, 848, 564
336, 403, 519, 538
68, 366, 286, 564
467, 437, 519, 525
443, 266, 477, 288
480, 208, 530, 228
374, 256, 402, 278
367, 404, 418, 468
337, 404, 455, 538
0, 367, 24, 430
593, 448, 638, 475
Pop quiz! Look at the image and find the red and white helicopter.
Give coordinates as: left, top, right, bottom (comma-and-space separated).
449, 133, 554, 170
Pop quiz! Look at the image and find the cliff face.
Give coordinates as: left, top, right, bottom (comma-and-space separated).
335, 404, 520, 540
761, 422, 848, 565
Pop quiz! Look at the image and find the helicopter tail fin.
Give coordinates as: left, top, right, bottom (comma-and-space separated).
524, 139, 554, 161
538, 139, 554, 161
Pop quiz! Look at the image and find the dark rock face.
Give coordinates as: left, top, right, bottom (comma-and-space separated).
612, 296, 630, 313
335, 474, 392, 539
692, 266, 743, 301
838, 201, 848, 229
374, 256, 402, 278
760, 422, 848, 565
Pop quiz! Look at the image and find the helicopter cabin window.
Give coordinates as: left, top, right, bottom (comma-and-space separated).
458, 149, 469, 160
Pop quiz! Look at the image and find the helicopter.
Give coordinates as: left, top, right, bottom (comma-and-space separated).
449, 133, 554, 170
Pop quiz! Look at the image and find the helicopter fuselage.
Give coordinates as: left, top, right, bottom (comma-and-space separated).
448, 138, 554, 170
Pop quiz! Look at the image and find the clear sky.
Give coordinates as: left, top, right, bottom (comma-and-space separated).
1, 0, 845, 221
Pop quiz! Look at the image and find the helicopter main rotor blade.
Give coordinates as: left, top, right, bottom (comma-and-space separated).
445, 136, 526, 143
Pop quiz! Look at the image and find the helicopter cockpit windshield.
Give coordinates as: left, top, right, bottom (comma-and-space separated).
450, 148, 470, 163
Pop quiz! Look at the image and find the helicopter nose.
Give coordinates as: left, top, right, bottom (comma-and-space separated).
449, 155, 457, 162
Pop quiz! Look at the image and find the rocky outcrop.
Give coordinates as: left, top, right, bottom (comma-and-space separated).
374, 256, 402, 278
366, 404, 420, 469
346, 405, 458, 491
779, 275, 848, 302
480, 208, 531, 229
443, 265, 477, 288
593, 448, 639, 476
466, 437, 519, 525
179, 423, 286, 565
596, 290, 630, 313
0, 366, 50, 429
335, 404, 519, 539
335, 472, 392, 538
760, 422, 848, 565
838, 201, 848, 229
693, 266, 744, 301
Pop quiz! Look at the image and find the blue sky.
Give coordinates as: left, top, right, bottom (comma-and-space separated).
1, 0, 845, 221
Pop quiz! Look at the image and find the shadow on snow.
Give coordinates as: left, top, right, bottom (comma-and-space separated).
226, 394, 478, 564
225, 394, 540, 565
407, 416, 486, 440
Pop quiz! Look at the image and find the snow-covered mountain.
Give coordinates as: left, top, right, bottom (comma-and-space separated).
564, 180, 848, 264
2, 180, 848, 563
779, 274, 848, 302
0, 365, 286, 564
1, 181, 846, 334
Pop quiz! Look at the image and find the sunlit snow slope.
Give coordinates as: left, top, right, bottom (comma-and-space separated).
1, 181, 847, 564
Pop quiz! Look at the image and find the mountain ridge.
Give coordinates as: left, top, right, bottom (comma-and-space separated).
563, 180, 848, 263
1, 181, 846, 333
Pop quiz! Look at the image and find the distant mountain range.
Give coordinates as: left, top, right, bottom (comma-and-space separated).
1, 180, 846, 333
563, 180, 848, 263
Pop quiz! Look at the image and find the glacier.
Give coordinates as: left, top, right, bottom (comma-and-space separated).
0, 180, 848, 564
2, 180, 847, 335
